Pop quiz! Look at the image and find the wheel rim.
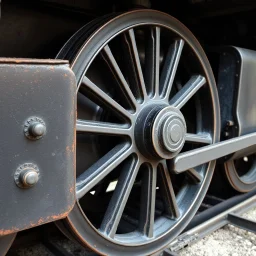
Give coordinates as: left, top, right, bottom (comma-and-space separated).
57, 10, 220, 255
225, 155, 256, 192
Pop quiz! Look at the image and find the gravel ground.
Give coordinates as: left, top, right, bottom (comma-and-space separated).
179, 207, 256, 256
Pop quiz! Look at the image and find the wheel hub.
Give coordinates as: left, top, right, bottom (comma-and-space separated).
135, 105, 186, 160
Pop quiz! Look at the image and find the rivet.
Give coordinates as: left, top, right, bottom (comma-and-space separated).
14, 163, 40, 188
226, 120, 234, 127
21, 170, 39, 187
29, 123, 46, 137
24, 117, 46, 140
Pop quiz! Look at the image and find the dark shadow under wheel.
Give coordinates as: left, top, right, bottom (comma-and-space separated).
56, 10, 220, 255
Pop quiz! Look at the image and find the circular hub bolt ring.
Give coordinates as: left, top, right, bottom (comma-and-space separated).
135, 104, 166, 160
152, 106, 186, 159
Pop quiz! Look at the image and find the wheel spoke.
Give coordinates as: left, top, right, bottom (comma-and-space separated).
76, 119, 131, 136
81, 76, 132, 120
185, 133, 212, 144
169, 75, 206, 109
158, 162, 180, 219
102, 45, 138, 109
145, 26, 160, 97
123, 29, 147, 101
100, 155, 140, 238
139, 164, 157, 238
160, 39, 184, 100
76, 143, 132, 199
187, 168, 203, 183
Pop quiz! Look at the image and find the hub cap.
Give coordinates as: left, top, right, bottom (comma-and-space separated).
135, 105, 186, 160
135, 105, 187, 160
152, 106, 186, 158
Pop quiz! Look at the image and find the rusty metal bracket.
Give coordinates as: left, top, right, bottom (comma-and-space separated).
0, 58, 76, 236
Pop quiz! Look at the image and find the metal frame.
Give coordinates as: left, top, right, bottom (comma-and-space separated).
0, 58, 76, 235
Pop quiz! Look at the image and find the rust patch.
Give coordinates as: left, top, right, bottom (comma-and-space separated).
66, 146, 72, 156
0, 204, 74, 237
0, 58, 68, 65
69, 185, 75, 194
0, 228, 19, 237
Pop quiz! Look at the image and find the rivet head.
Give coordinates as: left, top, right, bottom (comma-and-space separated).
24, 117, 46, 140
14, 163, 40, 188
30, 123, 46, 137
21, 171, 39, 187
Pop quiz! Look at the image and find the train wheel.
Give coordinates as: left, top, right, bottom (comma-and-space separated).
56, 10, 220, 255
225, 156, 256, 193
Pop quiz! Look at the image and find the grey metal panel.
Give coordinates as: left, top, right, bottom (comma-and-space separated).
215, 46, 256, 160
0, 58, 76, 235
234, 47, 256, 136
226, 47, 256, 159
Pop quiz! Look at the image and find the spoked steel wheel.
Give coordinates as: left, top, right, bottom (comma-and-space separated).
225, 155, 256, 192
57, 10, 220, 255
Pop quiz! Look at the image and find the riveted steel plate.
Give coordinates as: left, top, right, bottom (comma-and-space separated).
0, 58, 76, 236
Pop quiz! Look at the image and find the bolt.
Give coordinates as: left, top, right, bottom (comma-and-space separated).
226, 120, 234, 127
24, 117, 46, 140
20, 170, 39, 187
29, 122, 46, 137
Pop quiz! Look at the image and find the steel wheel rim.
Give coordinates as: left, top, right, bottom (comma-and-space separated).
57, 10, 220, 254
225, 157, 256, 192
